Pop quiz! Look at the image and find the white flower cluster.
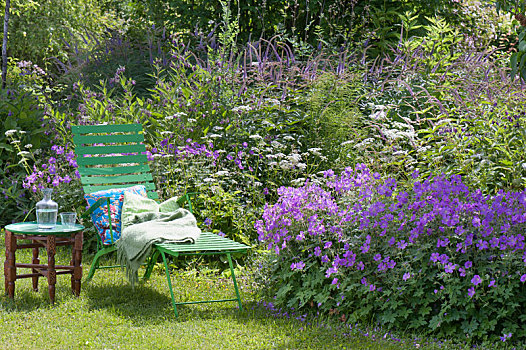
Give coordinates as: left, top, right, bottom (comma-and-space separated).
271, 140, 286, 150
231, 105, 252, 113
354, 138, 375, 149
291, 177, 306, 186
279, 152, 306, 170
165, 112, 188, 120
369, 105, 387, 120
264, 98, 280, 106
307, 148, 322, 156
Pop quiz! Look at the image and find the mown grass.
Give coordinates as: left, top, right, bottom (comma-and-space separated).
0, 233, 482, 349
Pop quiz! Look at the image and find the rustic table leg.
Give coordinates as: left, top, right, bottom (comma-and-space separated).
4, 230, 17, 298
32, 239, 39, 292
71, 231, 83, 296
46, 235, 56, 304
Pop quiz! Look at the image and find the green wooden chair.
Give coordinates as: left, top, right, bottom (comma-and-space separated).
72, 123, 249, 316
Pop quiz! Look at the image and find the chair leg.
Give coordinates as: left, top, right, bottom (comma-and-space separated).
85, 246, 117, 283
142, 249, 160, 282
226, 253, 243, 310
160, 251, 178, 317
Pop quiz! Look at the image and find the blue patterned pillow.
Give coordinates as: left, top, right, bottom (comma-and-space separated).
84, 185, 148, 245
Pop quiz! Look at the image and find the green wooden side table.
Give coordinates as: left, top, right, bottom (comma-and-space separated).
4, 222, 84, 304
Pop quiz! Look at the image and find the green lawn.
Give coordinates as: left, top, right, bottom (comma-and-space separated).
0, 234, 441, 349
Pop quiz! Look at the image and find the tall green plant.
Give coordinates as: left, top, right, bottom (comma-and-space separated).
495, 0, 526, 79
0, 0, 119, 71
1, 0, 9, 88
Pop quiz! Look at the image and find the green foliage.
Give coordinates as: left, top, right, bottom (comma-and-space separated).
95, 0, 466, 58
402, 16, 463, 74
301, 71, 370, 170
460, 0, 515, 51
0, 85, 46, 226
510, 26, 526, 80
495, 0, 526, 79
194, 187, 256, 246
0, 0, 119, 72
420, 108, 526, 194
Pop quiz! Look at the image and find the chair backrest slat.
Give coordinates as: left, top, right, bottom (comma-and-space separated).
73, 133, 144, 145
76, 154, 148, 166
72, 123, 158, 200
72, 124, 143, 134
84, 183, 159, 198
81, 173, 153, 185
75, 144, 146, 155
78, 164, 151, 176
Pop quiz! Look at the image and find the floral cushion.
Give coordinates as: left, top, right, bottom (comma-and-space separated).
84, 185, 148, 245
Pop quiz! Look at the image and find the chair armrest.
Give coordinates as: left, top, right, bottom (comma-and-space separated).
177, 192, 198, 214
81, 197, 110, 219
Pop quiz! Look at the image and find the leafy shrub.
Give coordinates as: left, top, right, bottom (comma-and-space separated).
420, 107, 526, 194
1, 0, 119, 71
256, 164, 526, 343
459, 0, 516, 51
0, 73, 48, 226
351, 26, 526, 190
53, 26, 171, 104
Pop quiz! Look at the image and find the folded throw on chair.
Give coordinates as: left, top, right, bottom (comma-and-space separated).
116, 192, 201, 285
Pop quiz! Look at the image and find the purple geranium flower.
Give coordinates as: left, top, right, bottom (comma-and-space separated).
488, 280, 496, 288
471, 275, 482, 286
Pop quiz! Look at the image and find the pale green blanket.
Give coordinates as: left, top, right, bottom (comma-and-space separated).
116, 192, 201, 285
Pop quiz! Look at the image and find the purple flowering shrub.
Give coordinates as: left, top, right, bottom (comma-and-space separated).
5, 130, 80, 195
256, 164, 526, 342
4, 128, 84, 227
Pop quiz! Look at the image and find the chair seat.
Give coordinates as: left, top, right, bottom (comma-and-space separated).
154, 232, 249, 255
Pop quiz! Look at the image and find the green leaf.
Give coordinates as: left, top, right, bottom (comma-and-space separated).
520, 53, 526, 81
380, 310, 396, 324
0, 143, 12, 150
182, 87, 191, 100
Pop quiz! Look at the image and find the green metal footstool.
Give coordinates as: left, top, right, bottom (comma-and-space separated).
146, 232, 249, 316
